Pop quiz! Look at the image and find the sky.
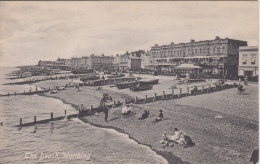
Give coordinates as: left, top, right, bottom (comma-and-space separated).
0, 1, 258, 67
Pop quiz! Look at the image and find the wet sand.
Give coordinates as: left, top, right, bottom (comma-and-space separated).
36, 74, 258, 164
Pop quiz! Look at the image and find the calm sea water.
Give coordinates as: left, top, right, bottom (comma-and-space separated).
0, 67, 167, 164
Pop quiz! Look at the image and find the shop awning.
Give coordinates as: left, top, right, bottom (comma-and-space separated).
174, 64, 202, 69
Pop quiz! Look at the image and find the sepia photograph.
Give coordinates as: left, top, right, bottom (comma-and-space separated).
0, 1, 258, 164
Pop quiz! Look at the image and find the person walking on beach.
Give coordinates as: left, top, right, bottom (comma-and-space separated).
250, 148, 259, 164
100, 94, 110, 122
103, 106, 109, 122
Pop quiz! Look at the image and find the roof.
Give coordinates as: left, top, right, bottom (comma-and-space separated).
174, 64, 202, 69
129, 57, 142, 60
238, 46, 258, 51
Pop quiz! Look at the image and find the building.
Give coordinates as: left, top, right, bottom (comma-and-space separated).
88, 54, 114, 70
80, 56, 89, 68
238, 46, 258, 77
145, 36, 247, 76
64, 59, 72, 67
38, 60, 68, 70
128, 57, 142, 71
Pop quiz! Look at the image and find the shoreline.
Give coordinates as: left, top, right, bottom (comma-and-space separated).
34, 77, 258, 164
38, 92, 184, 164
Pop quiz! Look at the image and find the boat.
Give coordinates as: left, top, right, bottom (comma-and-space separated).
80, 75, 100, 82
139, 79, 159, 85
130, 83, 153, 91
55, 86, 66, 91
71, 68, 94, 74
49, 89, 58, 94
90, 80, 103, 86
107, 73, 125, 79
115, 81, 139, 89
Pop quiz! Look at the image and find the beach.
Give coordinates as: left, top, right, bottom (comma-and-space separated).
35, 74, 258, 164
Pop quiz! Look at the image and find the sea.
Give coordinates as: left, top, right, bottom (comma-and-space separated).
0, 67, 168, 164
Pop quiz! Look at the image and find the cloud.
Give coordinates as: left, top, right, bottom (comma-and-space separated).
0, 1, 258, 67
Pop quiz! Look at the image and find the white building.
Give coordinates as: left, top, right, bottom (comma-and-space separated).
238, 46, 258, 77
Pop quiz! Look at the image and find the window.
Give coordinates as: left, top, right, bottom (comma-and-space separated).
251, 54, 256, 64
217, 47, 221, 53
242, 55, 247, 64
222, 47, 225, 53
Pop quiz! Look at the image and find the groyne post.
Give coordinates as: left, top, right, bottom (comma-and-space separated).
8, 93, 9, 96
1, 122, 3, 126
90, 105, 93, 114
51, 112, 53, 120
162, 91, 165, 100
135, 96, 138, 104
20, 118, 22, 126
178, 88, 182, 98
202, 85, 204, 93
34, 116, 36, 124
78, 108, 81, 117
172, 89, 174, 99
145, 95, 147, 102
65, 110, 67, 116
14, 92, 16, 96
113, 100, 116, 107
187, 87, 189, 96
154, 93, 157, 101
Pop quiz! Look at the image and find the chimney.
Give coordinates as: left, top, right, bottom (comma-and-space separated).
191, 39, 195, 42
155, 44, 158, 47
215, 36, 220, 40
171, 42, 174, 45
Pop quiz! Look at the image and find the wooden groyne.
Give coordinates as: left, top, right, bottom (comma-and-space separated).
3, 75, 68, 85
0, 89, 50, 97
15, 83, 235, 127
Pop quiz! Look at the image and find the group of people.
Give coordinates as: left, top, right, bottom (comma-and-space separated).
160, 128, 195, 148
121, 103, 133, 116
98, 94, 195, 149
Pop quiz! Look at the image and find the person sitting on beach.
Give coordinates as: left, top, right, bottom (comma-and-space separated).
127, 103, 133, 113
138, 110, 150, 120
160, 131, 174, 147
169, 128, 186, 145
125, 105, 132, 115
160, 131, 168, 144
121, 103, 128, 115
155, 109, 164, 122
168, 128, 195, 148
75, 85, 80, 91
